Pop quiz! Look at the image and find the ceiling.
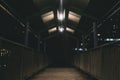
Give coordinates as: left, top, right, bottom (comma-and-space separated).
1, 0, 119, 40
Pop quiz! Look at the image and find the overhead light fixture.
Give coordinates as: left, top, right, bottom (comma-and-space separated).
48, 27, 57, 33
58, 26, 64, 32
57, 9, 65, 21
41, 11, 54, 23
68, 11, 81, 23
97, 34, 101, 37
66, 27, 75, 33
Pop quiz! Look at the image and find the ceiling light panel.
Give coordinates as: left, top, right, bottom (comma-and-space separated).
66, 27, 75, 33
57, 9, 65, 21
68, 11, 81, 23
48, 27, 57, 33
41, 11, 54, 23
58, 26, 64, 32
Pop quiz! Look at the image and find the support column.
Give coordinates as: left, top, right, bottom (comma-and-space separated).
93, 22, 97, 48
0, 39, 2, 47
25, 22, 29, 46
37, 35, 41, 52
76, 39, 79, 54
44, 40, 46, 53
82, 35, 85, 52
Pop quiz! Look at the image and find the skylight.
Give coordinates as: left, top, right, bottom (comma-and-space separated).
41, 11, 54, 23
68, 11, 81, 23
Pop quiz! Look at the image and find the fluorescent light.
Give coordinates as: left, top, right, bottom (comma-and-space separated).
79, 48, 83, 51
66, 27, 75, 33
48, 27, 57, 33
68, 11, 81, 23
41, 11, 54, 23
57, 10, 65, 21
105, 38, 115, 41
116, 38, 120, 41
58, 26, 64, 32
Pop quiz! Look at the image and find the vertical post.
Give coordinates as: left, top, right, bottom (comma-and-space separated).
37, 35, 41, 52
82, 35, 85, 52
25, 22, 29, 46
93, 22, 97, 48
44, 40, 46, 53
76, 39, 79, 54
0, 39, 2, 47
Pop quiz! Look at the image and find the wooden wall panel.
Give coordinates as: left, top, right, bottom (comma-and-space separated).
74, 42, 120, 80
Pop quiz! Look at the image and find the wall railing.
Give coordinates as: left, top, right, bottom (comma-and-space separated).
74, 41, 120, 80
0, 37, 48, 80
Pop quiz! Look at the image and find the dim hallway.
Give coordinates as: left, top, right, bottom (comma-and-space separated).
29, 68, 96, 80
1, 0, 120, 80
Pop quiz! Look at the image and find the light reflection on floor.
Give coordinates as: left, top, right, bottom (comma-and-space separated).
30, 68, 95, 80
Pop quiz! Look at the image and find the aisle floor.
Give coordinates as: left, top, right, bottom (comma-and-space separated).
29, 68, 95, 80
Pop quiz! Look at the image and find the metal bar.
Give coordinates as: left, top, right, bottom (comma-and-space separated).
106, 7, 120, 20
0, 1, 39, 39
25, 22, 29, 46
93, 22, 97, 48
43, 40, 46, 53
102, 1, 120, 19
0, 39, 2, 47
0, 37, 33, 50
60, 0, 63, 11
76, 40, 79, 54
82, 35, 85, 52
0, 1, 25, 27
37, 35, 41, 52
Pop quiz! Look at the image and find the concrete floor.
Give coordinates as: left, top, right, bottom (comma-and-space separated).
29, 68, 95, 80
